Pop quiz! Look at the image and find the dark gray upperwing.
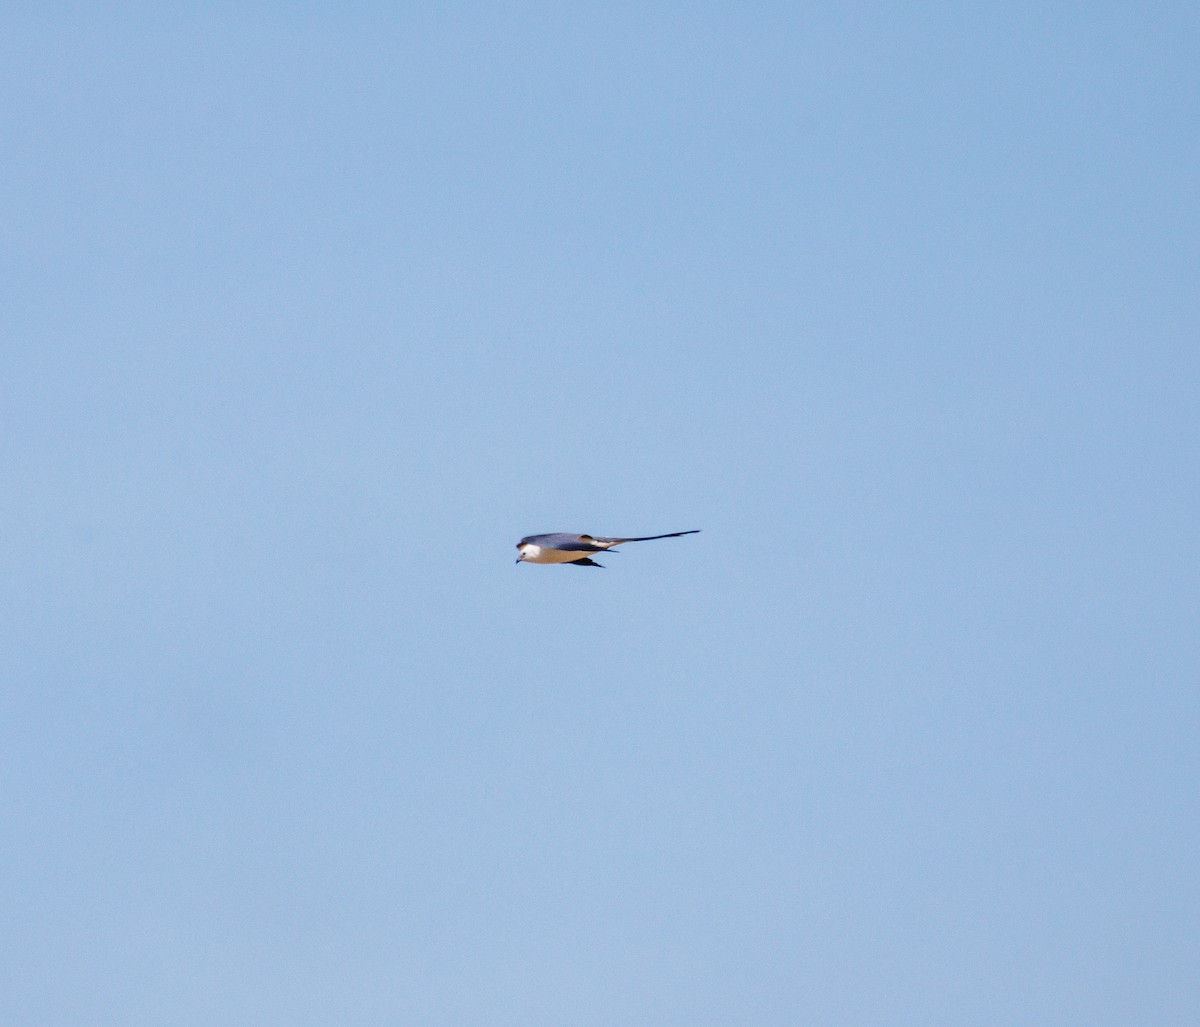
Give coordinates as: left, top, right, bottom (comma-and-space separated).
519, 533, 607, 552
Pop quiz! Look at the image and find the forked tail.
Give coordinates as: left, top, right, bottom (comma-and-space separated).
624, 530, 701, 542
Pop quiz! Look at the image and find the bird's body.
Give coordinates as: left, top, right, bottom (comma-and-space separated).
515, 530, 699, 567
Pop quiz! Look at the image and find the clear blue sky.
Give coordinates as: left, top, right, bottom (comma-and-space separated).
3, 4, 1197, 1024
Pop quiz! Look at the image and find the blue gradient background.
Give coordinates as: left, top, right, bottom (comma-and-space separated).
3, 5, 1197, 1023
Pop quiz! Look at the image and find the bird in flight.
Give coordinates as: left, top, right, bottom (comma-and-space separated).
515, 530, 700, 567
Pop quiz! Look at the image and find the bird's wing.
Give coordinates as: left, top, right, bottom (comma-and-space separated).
520, 533, 607, 552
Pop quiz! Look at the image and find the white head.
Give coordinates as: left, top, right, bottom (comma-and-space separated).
515, 542, 541, 564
